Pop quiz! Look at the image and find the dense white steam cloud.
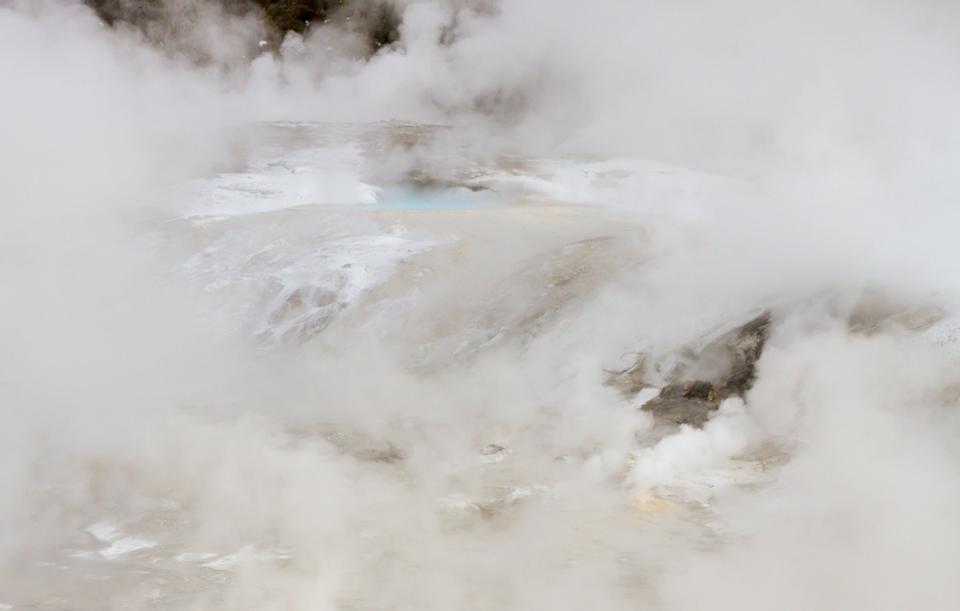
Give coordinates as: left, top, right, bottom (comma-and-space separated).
3, 0, 960, 609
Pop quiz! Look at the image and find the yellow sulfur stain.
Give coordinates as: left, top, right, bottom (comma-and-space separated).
632, 491, 678, 514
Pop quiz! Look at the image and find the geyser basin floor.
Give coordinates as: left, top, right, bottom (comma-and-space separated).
9, 123, 960, 611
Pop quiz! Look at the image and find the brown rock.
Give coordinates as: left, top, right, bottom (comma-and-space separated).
640, 380, 719, 427
613, 311, 772, 427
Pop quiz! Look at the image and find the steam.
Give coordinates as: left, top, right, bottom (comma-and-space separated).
3, 0, 960, 609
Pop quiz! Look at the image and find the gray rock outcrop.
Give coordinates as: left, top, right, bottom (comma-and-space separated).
610, 311, 772, 427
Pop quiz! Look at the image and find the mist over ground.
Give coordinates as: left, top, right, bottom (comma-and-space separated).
3, 1, 960, 609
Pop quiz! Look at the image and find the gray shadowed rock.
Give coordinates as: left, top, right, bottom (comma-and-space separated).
701, 311, 771, 399
610, 311, 772, 427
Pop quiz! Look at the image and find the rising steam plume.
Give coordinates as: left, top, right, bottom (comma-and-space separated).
2, 1, 960, 609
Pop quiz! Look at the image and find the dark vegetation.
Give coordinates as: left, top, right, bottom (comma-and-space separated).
85, 0, 401, 54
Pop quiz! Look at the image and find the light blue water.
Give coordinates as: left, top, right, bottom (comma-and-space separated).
365, 187, 496, 211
